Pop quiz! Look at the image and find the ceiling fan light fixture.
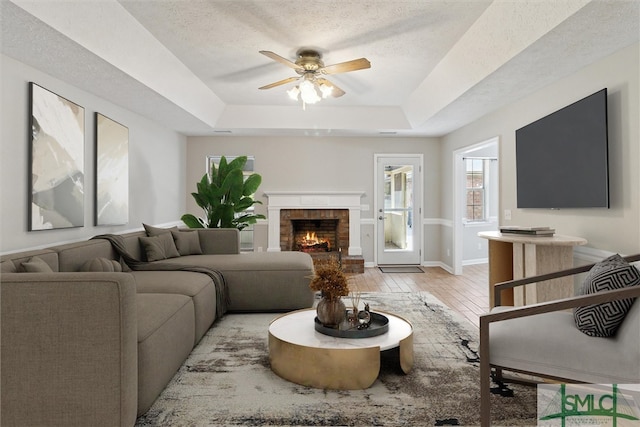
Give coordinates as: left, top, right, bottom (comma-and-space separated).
299, 78, 320, 104
287, 86, 300, 101
319, 83, 333, 98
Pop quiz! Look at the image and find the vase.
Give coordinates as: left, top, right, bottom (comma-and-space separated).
316, 297, 346, 328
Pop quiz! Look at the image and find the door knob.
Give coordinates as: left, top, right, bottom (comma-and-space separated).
378, 216, 384, 220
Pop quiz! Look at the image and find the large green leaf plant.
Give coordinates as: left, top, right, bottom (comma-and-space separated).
181, 156, 265, 230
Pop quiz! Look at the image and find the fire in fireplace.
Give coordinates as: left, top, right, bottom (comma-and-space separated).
292, 219, 338, 252
297, 231, 330, 252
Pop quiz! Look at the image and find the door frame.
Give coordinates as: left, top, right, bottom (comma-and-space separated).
452, 137, 499, 275
374, 153, 423, 266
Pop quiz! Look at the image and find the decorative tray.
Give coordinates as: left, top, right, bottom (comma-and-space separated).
314, 312, 389, 338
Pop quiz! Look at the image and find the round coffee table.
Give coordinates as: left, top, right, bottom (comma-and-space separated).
268, 308, 413, 390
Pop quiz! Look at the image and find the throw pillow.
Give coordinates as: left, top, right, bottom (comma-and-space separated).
1, 259, 16, 273
21, 256, 54, 273
171, 230, 203, 256
79, 257, 123, 272
139, 234, 180, 262
574, 254, 640, 337
143, 223, 178, 236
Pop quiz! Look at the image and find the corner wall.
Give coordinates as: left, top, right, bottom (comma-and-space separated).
440, 43, 640, 259
0, 55, 188, 253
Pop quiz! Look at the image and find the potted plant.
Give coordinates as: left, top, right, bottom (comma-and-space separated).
181, 156, 265, 230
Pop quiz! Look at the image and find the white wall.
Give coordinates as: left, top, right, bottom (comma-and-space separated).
441, 43, 640, 258
0, 55, 188, 253
185, 136, 441, 265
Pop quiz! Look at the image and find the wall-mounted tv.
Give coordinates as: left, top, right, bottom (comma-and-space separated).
515, 88, 609, 209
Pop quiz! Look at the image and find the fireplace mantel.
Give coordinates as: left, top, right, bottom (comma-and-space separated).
264, 191, 364, 256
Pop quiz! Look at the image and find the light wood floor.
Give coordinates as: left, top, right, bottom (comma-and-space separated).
347, 263, 489, 328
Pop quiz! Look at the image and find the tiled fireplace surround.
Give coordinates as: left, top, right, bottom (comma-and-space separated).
265, 192, 365, 273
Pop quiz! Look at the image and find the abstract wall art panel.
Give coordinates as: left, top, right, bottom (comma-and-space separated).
29, 83, 85, 230
95, 113, 129, 225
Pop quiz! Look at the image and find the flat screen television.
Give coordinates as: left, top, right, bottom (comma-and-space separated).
515, 88, 609, 209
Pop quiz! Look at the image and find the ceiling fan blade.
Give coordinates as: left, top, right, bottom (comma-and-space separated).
259, 50, 303, 71
258, 76, 299, 90
317, 78, 345, 98
321, 58, 371, 75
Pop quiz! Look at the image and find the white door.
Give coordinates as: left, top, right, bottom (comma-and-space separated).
375, 155, 422, 265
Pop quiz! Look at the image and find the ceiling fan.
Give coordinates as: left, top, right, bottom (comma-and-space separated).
258, 49, 371, 104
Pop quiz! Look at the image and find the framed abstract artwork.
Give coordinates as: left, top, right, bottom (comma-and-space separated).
29, 82, 85, 230
95, 113, 129, 225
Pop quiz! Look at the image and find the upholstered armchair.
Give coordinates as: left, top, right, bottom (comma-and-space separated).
479, 254, 640, 427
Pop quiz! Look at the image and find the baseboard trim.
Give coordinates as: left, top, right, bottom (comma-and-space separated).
462, 257, 488, 266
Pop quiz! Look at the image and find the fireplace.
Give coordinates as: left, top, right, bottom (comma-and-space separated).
281, 209, 348, 253
264, 191, 365, 273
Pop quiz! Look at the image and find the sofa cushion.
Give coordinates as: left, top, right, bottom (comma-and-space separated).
21, 256, 54, 273
491, 305, 639, 383
79, 257, 123, 273
1, 259, 16, 273
574, 254, 640, 337
136, 293, 194, 415
171, 230, 202, 256
133, 270, 216, 343
139, 234, 180, 262
165, 252, 316, 312
143, 223, 178, 236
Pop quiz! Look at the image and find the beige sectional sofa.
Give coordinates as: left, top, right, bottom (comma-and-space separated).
1, 228, 315, 427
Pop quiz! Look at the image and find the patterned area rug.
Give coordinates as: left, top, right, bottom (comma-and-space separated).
136, 292, 537, 426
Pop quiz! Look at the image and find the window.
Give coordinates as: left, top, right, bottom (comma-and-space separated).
465, 158, 488, 222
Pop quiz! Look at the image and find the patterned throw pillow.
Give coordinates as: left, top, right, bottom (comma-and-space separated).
139, 234, 180, 262
574, 254, 640, 337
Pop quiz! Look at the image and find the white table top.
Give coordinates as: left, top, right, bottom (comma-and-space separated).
269, 309, 413, 351
478, 230, 587, 246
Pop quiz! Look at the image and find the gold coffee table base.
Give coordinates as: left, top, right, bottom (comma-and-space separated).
268, 309, 414, 390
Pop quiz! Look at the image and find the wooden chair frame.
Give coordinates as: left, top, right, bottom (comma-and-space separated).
479, 254, 640, 426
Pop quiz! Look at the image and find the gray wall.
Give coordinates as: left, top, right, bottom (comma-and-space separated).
441, 43, 640, 259
0, 55, 188, 253
185, 136, 441, 265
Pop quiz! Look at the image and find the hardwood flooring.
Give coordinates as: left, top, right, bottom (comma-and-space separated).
347, 263, 489, 327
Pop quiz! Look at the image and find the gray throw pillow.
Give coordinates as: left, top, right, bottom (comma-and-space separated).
79, 257, 123, 272
139, 234, 180, 262
143, 223, 178, 236
21, 256, 54, 273
171, 230, 203, 256
1, 259, 16, 273
574, 254, 640, 337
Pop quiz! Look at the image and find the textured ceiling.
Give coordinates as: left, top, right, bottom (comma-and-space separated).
1, 0, 639, 137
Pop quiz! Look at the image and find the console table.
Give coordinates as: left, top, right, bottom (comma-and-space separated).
478, 231, 587, 308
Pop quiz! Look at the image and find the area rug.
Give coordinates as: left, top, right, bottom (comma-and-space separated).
378, 266, 424, 273
135, 292, 537, 426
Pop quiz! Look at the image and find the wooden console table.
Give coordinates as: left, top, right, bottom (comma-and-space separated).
478, 231, 587, 308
